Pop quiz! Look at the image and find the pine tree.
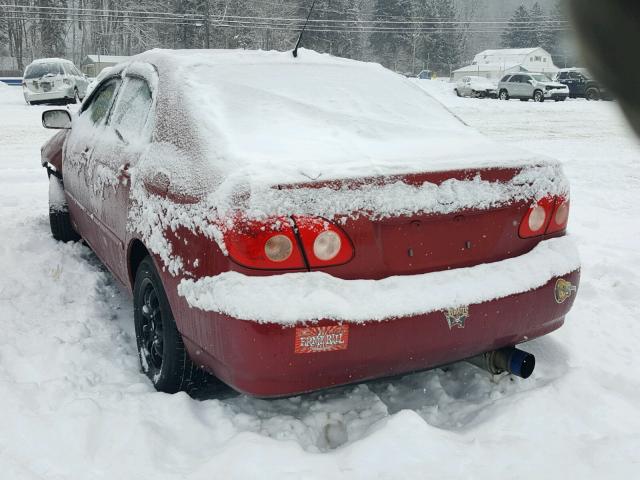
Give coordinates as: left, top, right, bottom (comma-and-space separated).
430, 0, 462, 76
501, 5, 533, 49
547, 0, 574, 68
530, 2, 553, 50
369, 0, 413, 71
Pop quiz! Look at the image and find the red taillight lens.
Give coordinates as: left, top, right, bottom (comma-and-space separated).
519, 196, 554, 238
519, 195, 570, 238
223, 216, 354, 270
294, 216, 354, 267
224, 217, 305, 270
547, 197, 570, 233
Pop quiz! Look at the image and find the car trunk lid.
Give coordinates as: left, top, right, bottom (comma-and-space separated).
279, 165, 564, 280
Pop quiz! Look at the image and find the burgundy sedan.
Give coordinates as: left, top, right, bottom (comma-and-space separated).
40, 49, 580, 397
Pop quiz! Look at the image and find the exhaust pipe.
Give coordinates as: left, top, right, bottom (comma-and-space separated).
467, 347, 535, 379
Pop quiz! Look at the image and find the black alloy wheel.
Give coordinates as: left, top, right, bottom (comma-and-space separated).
534, 90, 545, 102
133, 256, 211, 394
139, 277, 164, 374
499, 90, 509, 101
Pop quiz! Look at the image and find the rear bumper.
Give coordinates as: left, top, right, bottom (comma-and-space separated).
178, 237, 580, 397
23, 87, 74, 103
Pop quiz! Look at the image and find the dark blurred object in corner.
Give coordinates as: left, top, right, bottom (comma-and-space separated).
569, 0, 640, 137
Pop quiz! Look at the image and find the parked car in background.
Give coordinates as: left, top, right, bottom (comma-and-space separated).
498, 73, 570, 102
39, 49, 579, 397
22, 58, 89, 105
454, 76, 498, 98
554, 68, 611, 101
417, 69, 433, 79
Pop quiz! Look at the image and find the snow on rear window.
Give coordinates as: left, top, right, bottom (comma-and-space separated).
25, 63, 63, 79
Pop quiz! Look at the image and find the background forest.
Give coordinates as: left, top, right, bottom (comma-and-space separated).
0, 0, 577, 76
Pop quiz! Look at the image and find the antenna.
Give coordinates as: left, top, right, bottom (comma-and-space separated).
292, 0, 317, 58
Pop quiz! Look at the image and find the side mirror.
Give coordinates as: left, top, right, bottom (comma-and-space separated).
42, 110, 72, 129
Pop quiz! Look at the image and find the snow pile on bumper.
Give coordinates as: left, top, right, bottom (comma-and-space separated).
178, 236, 580, 325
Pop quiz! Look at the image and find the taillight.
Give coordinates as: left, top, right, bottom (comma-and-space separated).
294, 216, 354, 267
224, 217, 306, 270
547, 197, 570, 233
519, 195, 569, 238
223, 216, 354, 270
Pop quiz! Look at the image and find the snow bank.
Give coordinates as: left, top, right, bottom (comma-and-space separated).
178, 236, 580, 324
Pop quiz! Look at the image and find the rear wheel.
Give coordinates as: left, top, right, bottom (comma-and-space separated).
499, 89, 509, 101
533, 90, 545, 102
454, 88, 461, 97
133, 256, 211, 394
48, 175, 80, 242
586, 87, 601, 101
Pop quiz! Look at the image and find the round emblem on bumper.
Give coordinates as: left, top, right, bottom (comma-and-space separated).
554, 278, 577, 304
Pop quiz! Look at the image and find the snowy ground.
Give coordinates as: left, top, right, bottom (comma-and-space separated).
1, 79, 639, 479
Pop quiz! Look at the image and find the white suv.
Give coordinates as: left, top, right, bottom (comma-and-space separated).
22, 58, 89, 105
497, 73, 569, 102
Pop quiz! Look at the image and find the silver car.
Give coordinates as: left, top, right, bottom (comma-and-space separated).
22, 58, 89, 105
497, 73, 570, 102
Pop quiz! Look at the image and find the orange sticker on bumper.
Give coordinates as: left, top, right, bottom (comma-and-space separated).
294, 325, 349, 354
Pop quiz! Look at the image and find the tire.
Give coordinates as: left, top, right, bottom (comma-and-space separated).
499, 89, 509, 101
455, 88, 461, 97
586, 88, 601, 101
533, 90, 545, 102
48, 175, 80, 242
133, 256, 210, 394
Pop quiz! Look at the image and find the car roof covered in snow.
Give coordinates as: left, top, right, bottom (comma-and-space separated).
29, 57, 74, 65
111, 48, 552, 197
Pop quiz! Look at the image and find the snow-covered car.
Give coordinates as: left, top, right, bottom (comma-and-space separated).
22, 58, 89, 105
39, 49, 580, 397
498, 73, 570, 102
454, 76, 498, 98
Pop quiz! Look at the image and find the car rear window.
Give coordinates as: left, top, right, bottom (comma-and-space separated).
500, 75, 512, 82
24, 63, 63, 79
